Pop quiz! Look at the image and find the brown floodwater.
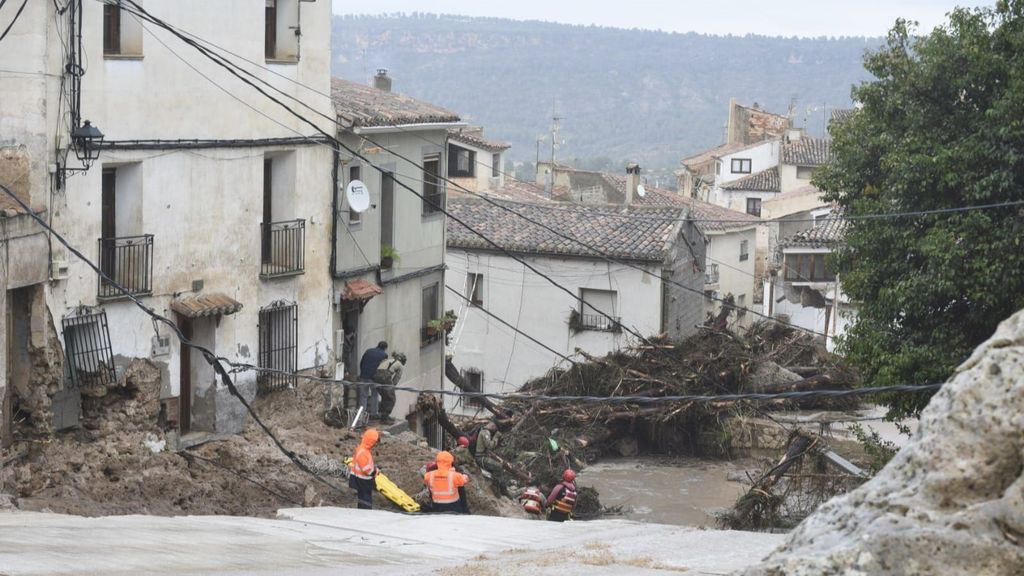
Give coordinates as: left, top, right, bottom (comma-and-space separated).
578, 457, 750, 527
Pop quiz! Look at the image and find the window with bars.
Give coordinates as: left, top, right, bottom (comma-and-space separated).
739, 239, 749, 262
423, 155, 444, 214
466, 273, 484, 306
578, 288, 619, 331
258, 301, 298, 393
62, 308, 116, 388
491, 154, 501, 178
461, 369, 485, 408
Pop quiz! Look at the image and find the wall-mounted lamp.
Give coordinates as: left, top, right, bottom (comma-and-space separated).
57, 120, 104, 189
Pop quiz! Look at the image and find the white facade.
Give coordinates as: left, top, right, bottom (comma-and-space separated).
334, 128, 452, 423
2, 1, 336, 439
704, 227, 758, 328
714, 140, 779, 187
447, 139, 506, 194
445, 251, 664, 415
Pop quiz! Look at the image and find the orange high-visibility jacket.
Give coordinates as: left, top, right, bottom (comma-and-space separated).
423, 451, 468, 504
350, 429, 379, 480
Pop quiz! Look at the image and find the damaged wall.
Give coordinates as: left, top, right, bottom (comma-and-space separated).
743, 307, 1024, 576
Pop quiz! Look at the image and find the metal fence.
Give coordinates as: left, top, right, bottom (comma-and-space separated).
257, 300, 298, 394
61, 308, 116, 388
260, 219, 305, 277
579, 313, 622, 332
98, 234, 154, 299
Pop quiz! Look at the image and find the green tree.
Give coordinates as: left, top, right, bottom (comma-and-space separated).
817, 2, 1024, 418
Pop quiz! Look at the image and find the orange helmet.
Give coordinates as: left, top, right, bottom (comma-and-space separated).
436, 450, 455, 464
562, 469, 576, 482
457, 436, 470, 447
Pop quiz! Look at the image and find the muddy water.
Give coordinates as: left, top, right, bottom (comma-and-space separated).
578, 457, 750, 527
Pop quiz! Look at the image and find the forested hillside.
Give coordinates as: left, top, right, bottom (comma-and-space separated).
332, 14, 878, 179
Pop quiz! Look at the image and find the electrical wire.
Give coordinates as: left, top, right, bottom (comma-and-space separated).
0, 0, 27, 43
0, 182, 350, 499
114, 0, 648, 348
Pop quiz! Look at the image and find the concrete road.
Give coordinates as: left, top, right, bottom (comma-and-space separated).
0, 508, 784, 575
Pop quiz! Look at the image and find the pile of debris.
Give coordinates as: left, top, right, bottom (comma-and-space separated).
432, 322, 859, 514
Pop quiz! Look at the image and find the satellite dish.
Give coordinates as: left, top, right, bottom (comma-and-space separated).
346, 180, 370, 213
636, 184, 647, 198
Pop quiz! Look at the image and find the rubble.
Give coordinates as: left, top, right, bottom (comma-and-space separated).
0, 362, 513, 518
742, 307, 1024, 575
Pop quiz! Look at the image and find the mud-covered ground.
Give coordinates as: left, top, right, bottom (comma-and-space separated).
0, 361, 516, 518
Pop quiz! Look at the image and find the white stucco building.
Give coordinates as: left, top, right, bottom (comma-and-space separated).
330, 72, 463, 433
444, 197, 706, 416
764, 213, 853, 351
446, 128, 509, 195
1, 0, 336, 444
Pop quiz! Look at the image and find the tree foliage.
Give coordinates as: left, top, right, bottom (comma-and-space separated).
816, 2, 1024, 418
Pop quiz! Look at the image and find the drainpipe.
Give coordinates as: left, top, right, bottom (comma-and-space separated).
329, 146, 340, 278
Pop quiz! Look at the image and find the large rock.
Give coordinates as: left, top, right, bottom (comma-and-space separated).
741, 308, 1024, 576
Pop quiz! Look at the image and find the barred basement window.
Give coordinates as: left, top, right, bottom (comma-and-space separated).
62, 307, 116, 388
258, 301, 298, 393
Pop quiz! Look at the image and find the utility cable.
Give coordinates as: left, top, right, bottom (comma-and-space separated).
0, 183, 350, 499
114, 0, 646, 347
0, 0, 27, 43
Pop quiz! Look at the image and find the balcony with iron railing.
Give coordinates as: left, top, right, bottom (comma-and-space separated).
261, 219, 305, 278
705, 263, 720, 285
98, 235, 154, 299
578, 313, 622, 333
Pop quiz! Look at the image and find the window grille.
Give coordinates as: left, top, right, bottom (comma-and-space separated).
62, 307, 116, 388
258, 300, 298, 393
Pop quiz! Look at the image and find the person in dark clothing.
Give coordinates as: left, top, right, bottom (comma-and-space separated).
358, 341, 389, 419
545, 469, 578, 522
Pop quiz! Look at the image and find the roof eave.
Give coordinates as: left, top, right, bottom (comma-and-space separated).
354, 121, 466, 134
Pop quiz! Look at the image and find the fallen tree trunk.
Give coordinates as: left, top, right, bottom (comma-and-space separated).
445, 357, 508, 417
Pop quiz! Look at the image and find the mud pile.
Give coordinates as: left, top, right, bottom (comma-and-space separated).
1, 360, 511, 518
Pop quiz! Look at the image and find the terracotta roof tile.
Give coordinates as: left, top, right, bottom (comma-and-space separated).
720, 167, 780, 192
170, 293, 243, 318
781, 211, 847, 249
331, 77, 461, 129
447, 198, 683, 262
342, 279, 383, 301
448, 128, 510, 152
782, 137, 831, 166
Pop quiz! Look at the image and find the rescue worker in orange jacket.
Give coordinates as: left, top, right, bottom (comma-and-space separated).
349, 428, 380, 509
545, 469, 577, 522
423, 450, 470, 514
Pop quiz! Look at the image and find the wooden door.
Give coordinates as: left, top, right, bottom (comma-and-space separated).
178, 316, 193, 435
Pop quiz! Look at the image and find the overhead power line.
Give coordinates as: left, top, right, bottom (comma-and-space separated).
0, 0, 28, 43
0, 183, 350, 499
112, 0, 649, 348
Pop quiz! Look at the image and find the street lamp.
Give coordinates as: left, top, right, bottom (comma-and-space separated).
71, 120, 104, 169
57, 120, 104, 189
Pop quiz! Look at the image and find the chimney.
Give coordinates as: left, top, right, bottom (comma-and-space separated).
373, 69, 392, 92
625, 163, 641, 206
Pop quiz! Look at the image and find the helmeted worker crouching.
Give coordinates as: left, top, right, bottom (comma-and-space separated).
424, 450, 470, 514
545, 469, 578, 522
349, 428, 380, 509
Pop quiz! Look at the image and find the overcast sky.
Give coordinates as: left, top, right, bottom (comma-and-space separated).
332, 0, 992, 37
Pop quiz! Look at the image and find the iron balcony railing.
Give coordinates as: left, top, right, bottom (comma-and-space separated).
579, 313, 622, 332
705, 263, 720, 285
98, 234, 154, 299
261, 218, 305, 278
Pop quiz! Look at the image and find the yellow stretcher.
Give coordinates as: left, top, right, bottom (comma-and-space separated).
345, 458, 421, 513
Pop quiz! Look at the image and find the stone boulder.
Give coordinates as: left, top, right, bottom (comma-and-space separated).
741, 308, 1024, 576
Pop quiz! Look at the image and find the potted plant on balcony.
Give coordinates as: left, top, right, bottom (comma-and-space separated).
380, 245, 400, 270
426, 310, 458, 343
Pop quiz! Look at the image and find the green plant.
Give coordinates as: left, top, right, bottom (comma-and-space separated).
380, 245, 400, 263
816, 3, 1024, 418
848, 423, 898, 474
